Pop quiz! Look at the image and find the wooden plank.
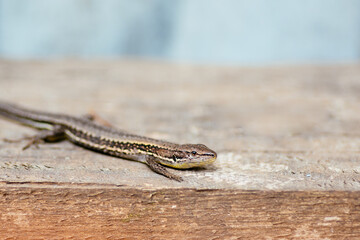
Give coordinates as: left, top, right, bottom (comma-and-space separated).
0, 61, 359, 190
1, 61, 360, 238
0, 183, 359, 239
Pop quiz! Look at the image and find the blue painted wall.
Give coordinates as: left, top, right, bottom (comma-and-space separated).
0, 0, 359, 64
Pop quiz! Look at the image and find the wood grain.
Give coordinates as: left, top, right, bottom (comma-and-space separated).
0, 183, 359, 239
1, 61, 360, 239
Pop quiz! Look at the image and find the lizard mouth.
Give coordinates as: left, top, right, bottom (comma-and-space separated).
162, 155, 217, 169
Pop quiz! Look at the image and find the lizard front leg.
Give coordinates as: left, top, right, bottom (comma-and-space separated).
146, 155, 183, 182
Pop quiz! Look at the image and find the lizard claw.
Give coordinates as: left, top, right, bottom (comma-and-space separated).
22, 137, 44, 150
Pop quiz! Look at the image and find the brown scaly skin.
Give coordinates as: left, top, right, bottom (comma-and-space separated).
0, 101, 217, 181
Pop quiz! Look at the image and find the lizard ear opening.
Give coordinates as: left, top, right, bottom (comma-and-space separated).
172, 155, 177, 161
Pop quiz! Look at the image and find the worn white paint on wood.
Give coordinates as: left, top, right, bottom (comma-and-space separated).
0, 61, 359, 191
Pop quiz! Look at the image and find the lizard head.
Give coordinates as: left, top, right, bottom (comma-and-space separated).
156, 143, 217, 169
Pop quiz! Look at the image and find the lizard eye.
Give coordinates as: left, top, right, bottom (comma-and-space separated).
191, 151, 197, 155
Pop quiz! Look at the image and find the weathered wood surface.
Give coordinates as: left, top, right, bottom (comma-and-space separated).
0, 61, 360, 239
0, 183, 359, 240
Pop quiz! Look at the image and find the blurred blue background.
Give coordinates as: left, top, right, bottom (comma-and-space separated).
0, 0, 359, 65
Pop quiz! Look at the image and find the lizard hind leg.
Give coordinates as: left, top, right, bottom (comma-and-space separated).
82, 110, 113, 127
22, 125, 66, 150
